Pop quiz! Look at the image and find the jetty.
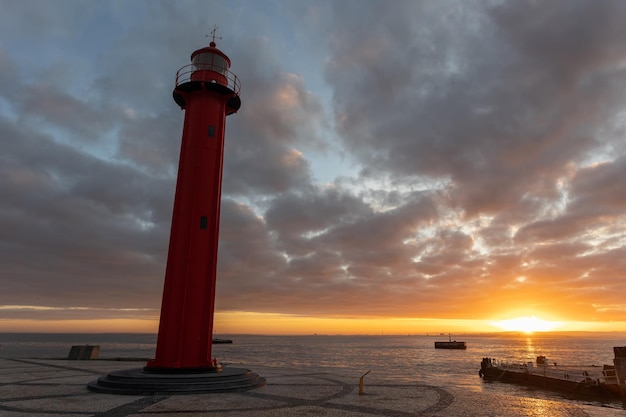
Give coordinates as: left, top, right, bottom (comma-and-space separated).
479, 346, 626, 400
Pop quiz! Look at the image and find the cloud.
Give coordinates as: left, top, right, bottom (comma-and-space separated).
222, 38, 327, 195
326, 0, 626, 216
1, 0, 626, 328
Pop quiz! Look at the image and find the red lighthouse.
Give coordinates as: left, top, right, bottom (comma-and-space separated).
147, 38, 241, 370
89, 36, 264, 394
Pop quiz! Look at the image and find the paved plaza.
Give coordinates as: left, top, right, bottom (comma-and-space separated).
0, 358, 622, 416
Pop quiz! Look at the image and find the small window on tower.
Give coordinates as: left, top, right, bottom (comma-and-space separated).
200, 216, 208, 229
208, 125, 215, 137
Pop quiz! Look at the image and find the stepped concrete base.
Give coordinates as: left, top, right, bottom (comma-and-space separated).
87, 366, 266, 395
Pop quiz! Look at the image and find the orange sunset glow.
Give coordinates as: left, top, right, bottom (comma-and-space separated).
2, 312, 626, 335
490, 316, 562, 333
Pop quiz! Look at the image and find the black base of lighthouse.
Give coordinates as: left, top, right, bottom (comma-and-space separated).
87, 366, 265, 395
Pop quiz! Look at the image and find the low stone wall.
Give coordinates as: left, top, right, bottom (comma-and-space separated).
67, 345, 100, 360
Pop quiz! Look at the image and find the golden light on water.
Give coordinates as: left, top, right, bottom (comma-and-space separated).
489, 316, 562, 333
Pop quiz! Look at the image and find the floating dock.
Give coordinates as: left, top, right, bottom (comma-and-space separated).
480, 348, 626, 400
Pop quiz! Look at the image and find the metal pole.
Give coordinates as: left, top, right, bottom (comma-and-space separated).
359, 370, 371, 395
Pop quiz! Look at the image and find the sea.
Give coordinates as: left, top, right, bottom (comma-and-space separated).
1, 332, 625, 411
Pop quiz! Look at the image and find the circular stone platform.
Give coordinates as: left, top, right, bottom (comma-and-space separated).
87, 366, 266, 395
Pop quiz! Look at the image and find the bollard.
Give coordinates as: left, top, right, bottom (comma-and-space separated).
359, 370, 371, 395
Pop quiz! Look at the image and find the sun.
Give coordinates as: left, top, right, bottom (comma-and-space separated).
490, 316, 562, 333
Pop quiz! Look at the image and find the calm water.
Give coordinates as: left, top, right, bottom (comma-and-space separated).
1, 333, 625, 410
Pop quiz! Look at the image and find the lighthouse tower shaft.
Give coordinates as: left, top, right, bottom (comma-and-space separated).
147, 42, 241, 370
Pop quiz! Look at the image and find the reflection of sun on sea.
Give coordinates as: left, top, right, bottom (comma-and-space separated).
490, 316, 562, 333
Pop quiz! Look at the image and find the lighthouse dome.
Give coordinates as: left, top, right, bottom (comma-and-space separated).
190, 42, 231, 75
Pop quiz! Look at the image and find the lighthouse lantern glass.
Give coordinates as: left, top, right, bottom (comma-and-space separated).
193, 52, 228, 75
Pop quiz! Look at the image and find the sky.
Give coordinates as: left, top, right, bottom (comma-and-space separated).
1, 0, 626, 335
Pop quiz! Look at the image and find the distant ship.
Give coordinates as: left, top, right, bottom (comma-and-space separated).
434, 334, 466, 349
212, 334, 233, 344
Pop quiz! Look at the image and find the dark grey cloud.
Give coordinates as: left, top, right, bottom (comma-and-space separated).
0, 116, 169, 309
223, 38, 325, 195
326, 0, 626, 215
569, 156, 626, 215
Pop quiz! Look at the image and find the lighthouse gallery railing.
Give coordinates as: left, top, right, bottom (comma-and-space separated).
175, 63, 241, 95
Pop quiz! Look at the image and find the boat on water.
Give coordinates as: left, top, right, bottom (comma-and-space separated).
434, 334, 466, 350
479, 347, 626, 400
212, 338, 233, 344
